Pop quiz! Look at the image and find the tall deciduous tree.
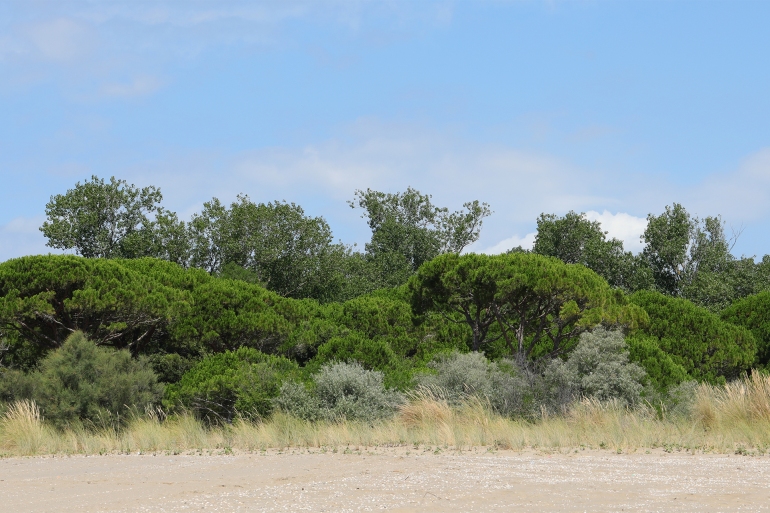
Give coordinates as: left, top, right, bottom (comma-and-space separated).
532, 211, 652, 291
40, 175, 166, 259
350, 187, 492, 274
641, 203, 766, 310
188, 195, 348, 301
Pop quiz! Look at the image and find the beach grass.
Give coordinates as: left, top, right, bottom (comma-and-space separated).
3, 374, 770, 457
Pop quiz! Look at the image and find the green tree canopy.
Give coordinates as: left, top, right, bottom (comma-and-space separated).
188, 195, 348, 301
0, 255, 182, 356
721, 290, 770, 367
532, 210, 652, 291
349, 188, 492, 285
40, 175, 172, 259
629, 290, 756, 383
409, 252, 642, 359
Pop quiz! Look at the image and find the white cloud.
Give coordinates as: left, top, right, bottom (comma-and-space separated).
3, 216, 43, 234
100, 75, 164, 98
7, 122, 768, 262
473, 232, 537, 255
585, 210, 648, 253
100, 118, 635, 257
24, 18, 95, 62
223, 120, 615, 248
0, 216, 58, 263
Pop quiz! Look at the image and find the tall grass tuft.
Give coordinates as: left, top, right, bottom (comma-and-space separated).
694, 372, 770, 428
0, 400, 51, 455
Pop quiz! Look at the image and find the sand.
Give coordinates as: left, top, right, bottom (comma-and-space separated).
1, 448, 769, 512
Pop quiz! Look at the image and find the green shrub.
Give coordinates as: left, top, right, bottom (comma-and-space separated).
627, 334, 690, 391
721, 291, 770, 367
310, 332, 414, 390
629, 290, 757, 383
146, 353, 197, 384
274, 362, 404, 422
0, 332, 163, 428
164, 347, 299, 422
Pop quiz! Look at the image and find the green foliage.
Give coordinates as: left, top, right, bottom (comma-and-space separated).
626, 334, 690, 391
311, 332, 414, 390
639, 203, 765, 310
146, 353, 197, 384
40, 175, 167, 259
171, 278, 294, 355
338, 295, 416, 356
642, 203, 695, 297
349, 187, 491, 288
0, 255, 182, 357
417, 351, 534, 417
629, 290, 756, 383
1, 332, 163, 428
164, 347, 299, 422
533, 211, 650, 291
721, 291, 770, 367
188, 195, 349, 302
409, 252, 641, 358
274, 361, 403, 422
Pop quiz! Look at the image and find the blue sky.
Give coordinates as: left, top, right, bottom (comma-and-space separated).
2, 0, 769, 261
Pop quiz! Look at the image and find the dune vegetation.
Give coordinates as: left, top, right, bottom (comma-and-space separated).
2, 178, 770, 458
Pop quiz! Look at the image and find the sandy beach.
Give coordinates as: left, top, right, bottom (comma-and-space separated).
1, 449, 769, 512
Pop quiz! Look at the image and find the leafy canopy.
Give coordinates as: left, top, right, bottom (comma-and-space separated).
629, 290, 756, 384
40, 175, 173, 259
409, 252, 643, 358
350, 188, 492, 287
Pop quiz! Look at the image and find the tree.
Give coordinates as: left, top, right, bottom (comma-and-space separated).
641, 203, 694, 297
721, 291, 770, 367
409, 253, 642, 360
350, 187, 492, 275
628, 290, 756, 383
532, 211, 651, 291
640, 203, 765, 310
170, 277, 295, 356
40, 175, 167, 259
0, 256, 182, 357
187, 195, 348, 301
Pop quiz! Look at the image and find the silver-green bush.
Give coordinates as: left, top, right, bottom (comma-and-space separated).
418, 329, 647, 418
416, 352, 535, 417
544, 327, 647, 408
274, 361, 404, 422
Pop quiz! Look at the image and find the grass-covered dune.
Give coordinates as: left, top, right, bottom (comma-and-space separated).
3, 373, 770, 458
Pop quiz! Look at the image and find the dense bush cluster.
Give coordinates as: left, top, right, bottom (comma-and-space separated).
274, 362, 404, 422
0, 332, 162, 428
1, 179, 768, 427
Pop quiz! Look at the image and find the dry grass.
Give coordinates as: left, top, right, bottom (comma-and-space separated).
4, 375, 770, 457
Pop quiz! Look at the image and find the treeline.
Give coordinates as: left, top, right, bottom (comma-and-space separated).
38, 176, 491, 303
0, 175, 769, 426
